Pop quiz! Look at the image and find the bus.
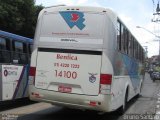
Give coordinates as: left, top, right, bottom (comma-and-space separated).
29, 6, 145, 114
0, 30, 33, 101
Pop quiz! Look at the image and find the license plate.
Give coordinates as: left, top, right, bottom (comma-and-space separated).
58, 85, 72, 93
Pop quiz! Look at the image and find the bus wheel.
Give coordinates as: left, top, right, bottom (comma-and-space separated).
137, 83, 142, 97
117, 88, 128, 115
139, 83, 142, 93
153, 79, 155, 82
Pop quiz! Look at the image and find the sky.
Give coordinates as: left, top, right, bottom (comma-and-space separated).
35, 0, 160, 57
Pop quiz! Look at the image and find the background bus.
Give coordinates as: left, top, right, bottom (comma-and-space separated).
0, 30, 33, 101
29, 6, 145, 114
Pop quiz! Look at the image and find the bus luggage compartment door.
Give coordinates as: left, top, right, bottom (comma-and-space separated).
35, 49, 102, 96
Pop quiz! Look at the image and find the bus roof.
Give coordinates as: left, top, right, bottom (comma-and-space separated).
38, 5, 117, 19
0, 30, 33, 43
43, 5, 108, 12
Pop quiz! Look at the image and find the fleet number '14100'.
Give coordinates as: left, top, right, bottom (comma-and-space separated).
55, 70, 77, 79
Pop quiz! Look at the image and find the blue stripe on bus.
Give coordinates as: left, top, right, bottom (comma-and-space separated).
22, 65, 30, 97
0, 30, 32, 43
12, 66, 25, 99
122, 55, 140, 91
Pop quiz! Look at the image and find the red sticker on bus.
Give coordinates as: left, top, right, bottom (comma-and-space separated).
58, 85, 72, 93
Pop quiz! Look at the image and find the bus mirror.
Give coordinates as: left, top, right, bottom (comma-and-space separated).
13, 59, 19, 64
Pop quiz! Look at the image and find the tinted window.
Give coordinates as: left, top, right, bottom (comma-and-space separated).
0, 37, 6, 50
14, 41, 23, 52
117, 21, 121, 51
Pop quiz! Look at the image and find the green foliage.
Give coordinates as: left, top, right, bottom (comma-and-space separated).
0, 0, 43, 38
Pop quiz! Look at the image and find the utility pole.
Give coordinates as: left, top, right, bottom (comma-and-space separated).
152, 2, 160, 22
151, 1, 160, 62
143, 46, 148, 53
143, 46, 148, 58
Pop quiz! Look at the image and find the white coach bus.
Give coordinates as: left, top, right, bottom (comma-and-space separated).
29, 6, 145, 113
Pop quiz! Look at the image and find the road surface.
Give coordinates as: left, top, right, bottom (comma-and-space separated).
0, 73, 160, 120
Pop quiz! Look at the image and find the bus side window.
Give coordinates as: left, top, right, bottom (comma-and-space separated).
14, 41, 23, 52
0, 37, 6, 50
117, 20, 121, 51
0, 37, 11, 63
128, 33, 132, 56
12, 41, 27, 64
28, 44, 33, 63
23, 42, 28, 64
29, 44, 33, 54
123, 27, 129, 54
23, 42, 27, 53
0, 37, 6, 63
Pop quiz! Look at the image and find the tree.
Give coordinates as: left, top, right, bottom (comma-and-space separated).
0, 0, 43, 38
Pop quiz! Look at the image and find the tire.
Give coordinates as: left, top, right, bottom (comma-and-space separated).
137, 82, 142, 97
140, 83, 142, 93
153, 78, 155, 82
117, 88, 128, 115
